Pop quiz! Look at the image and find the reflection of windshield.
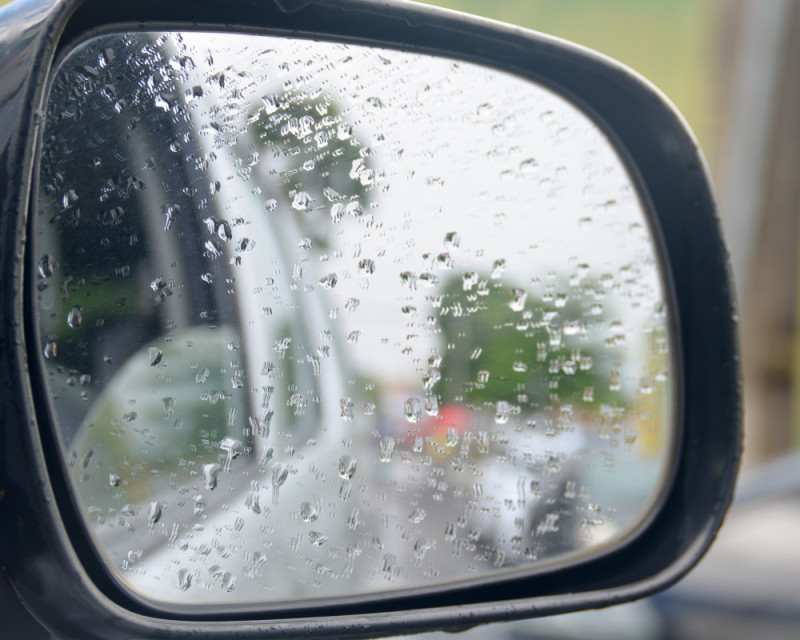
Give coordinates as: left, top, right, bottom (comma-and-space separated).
33, 31, 673, 607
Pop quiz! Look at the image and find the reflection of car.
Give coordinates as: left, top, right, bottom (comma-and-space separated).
0, 0, 741, 639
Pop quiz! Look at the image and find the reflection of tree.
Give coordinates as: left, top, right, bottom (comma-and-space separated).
436, 274, 621, 415
243, 93, 374, 251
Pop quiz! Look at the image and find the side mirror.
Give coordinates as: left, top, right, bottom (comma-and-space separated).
0, 1, 740, 638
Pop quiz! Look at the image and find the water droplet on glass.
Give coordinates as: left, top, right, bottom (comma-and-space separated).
340, 396, 354, 421
508, 288, 527, 311
379, 437, 395, 463
203, 463, 222, 490
446, 428, 459, 448
148, 500, 163, 526
43, 336, 57, 359
108, 473, 120, 487
300, 501, 318, 522
148, 347, 163, 366
462, 272, 478, 291
176, 568, 192, 591
365, 96, 385, 111
236, 237, 255, 252
358, 259, 375, 276
513, 361, 528, 373
408, 508, 426, 524
292, 191, 312, 212
319, 273, 337, 289
309, 531, 328, 546
443, 231, 461, 250
219, 436, 243, 471
419, 272, 439, 287
330, 202, 345, 223
222, 572, 236, 592
346, 201, 364, 218
491, 259, 507, 279
271, 462, 289, 504
38, 254, 55, 278
338, 455, 357, 480
404, 397, 422, 423
477, 370, 490, 384
66, 305, 82, 328
495, 401, 511, 424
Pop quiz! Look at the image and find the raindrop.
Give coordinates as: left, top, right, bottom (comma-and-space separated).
148, 347, 163, 366
419, 272, 439, 287
404, 398, 422, 423
491, 259, 507, 279
236, 237, 256, 252
477, 370, 490, 384
495, 401, 511, 424
319, 273, 337, 289
365, 96, 385, 111
176, 568, 192, 591
309, 531, 328, 546
379, 437, 395, 463
508, 288, 527, 311
425, 395, 439, 417
300, 501, 318, 522
513, 361, 528, 373
340, 397, 354, 421
203, 463, 222, 490
358, 259, 375, 276
271, 462, 289, 504
330, 203, 345, 223
400, 271, 417, 290
408, 508, 426, 524
462, 272, 478, 291
338, 455, 357, 480
221, 572, 236, 592
292, 191, 312, 212
345, 201, 364, 218
196, 367, 210, 384
43, 336, 57, 359
67, 305, 82, 329
108, 473, 120, 487
38, 255, 55, 278
444, 231, 460, 250
446, 428, 459, 448
219, 436, 243, 471
148, 501, 163, 527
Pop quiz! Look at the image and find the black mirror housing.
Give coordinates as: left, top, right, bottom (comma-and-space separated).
0, 1, 740, 638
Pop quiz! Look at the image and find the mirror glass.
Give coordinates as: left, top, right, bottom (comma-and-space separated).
33, 31, 674, 607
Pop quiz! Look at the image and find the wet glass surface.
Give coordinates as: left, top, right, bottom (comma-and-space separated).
33, 31, 674, 607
